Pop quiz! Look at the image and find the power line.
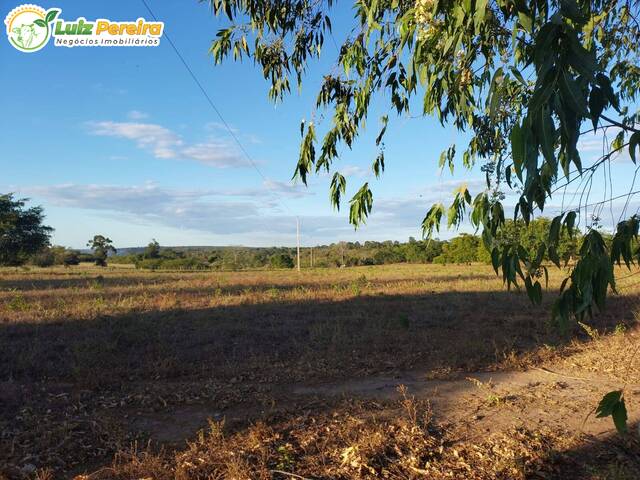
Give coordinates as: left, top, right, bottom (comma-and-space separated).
565, 189, 640, 214
140, 0, 294, 216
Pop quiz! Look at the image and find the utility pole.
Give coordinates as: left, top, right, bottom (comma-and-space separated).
310, 246, 314, 268
296, 217, 301, 272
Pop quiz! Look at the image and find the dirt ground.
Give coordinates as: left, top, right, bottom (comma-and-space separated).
0, 264, 639, 479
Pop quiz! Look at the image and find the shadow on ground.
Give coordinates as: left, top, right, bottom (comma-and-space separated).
0, 288, 637, 478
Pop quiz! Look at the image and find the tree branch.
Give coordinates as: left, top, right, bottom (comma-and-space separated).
600, 114, 640, 133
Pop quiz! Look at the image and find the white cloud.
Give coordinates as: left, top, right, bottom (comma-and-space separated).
88, 121, 182, 158
577, 138, 606, 153
20, 181, 443, 242
23, 183, 318, 237
415, 178, 488, 198
262, 179, 311, 198
578, 127, 631, 163
127, 110, 149, 120
25, 177, 590, 245
341, 165, 369, 178
18, 177, 640, 247
181, 142, 248, 168
87, 120, 252, 168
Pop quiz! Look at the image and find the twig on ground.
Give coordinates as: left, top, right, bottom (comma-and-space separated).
271, 469, 314, 480
533, 366, 592, 381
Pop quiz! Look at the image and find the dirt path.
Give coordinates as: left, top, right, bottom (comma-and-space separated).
292, 367, 638, 439
131, 366, 638, 448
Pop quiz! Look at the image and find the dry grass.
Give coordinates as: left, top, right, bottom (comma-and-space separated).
1, 263, 639, 479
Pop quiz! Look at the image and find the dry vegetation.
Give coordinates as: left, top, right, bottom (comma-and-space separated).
1, 263, 639, 479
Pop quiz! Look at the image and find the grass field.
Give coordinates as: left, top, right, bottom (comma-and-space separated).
1, 263, 639, 479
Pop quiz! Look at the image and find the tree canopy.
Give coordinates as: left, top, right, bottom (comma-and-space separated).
144, 239, 161, 259
208, 0, 640, 432
0, 194, 53, 266
87, 235, 117, 267
270, 252, 296, 268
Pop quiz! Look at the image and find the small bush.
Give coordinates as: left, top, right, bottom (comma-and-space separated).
29, 250, 55, 267
269, 253, 294, 269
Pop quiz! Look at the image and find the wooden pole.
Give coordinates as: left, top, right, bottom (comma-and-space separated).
296, 217, 301, 272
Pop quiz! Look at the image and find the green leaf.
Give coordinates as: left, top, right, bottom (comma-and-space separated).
529, 66, 557, 114
548, 245, 560, 267
565, 211, 577, 237
294, 122, 316, 184
612, 130, 625, 151
629, 132, 640, 164
372, 151, 385, 178
34, 19, 46, 27
566, 28, 598, 80
525, 277, 543, 304
518, 11, 533, 33
422, 203, 445, 238
474, 0, 488, 33
511, 123, 524, 180
549, 214, 564, 245
596, 73, 619, 111
588, 86, 605, 131
324, 15, 332, 32
537, 107, 556, 166
348, 183, 373, 227
560, 0, 587, 23
375, 115, 388, 146
329, 172, 346, 210
596, 390, 628, 434
612, 399, 628, 434
45, 9, 59, 23
491, 247, 500, 274
559, 70, 589, 116
438, 145, 456, 174
510, 67, 527, 86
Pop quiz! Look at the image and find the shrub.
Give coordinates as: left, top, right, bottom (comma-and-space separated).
270, 253, 294, 269
29, 250, 55, 267
62, 251, 80, 266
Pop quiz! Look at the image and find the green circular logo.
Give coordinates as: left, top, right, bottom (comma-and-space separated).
5, 4, 59, 53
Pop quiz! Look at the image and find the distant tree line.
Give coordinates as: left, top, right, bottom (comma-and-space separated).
0, 193, 582, 270
108, 218, 581, 271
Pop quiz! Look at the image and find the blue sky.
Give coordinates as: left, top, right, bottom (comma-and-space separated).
2, 1, 637, 248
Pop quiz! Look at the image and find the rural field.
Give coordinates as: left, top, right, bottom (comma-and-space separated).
5, 0, 640, 478
1, 263, 639, 479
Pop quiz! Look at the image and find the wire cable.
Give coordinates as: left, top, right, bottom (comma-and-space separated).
140, 0, 295, 216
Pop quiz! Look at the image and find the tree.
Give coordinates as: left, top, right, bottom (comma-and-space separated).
47, 245, 81, 266
270, 253, 295, 268
31, 245, 82, 267
209, 0, 639, 431
87, 235, 116, 267
441, 233, 481, 263
0, 193, 53, 266
62, 249, 80, 266
29, 249, 55, 267
475, 218, 580, 264
144, 239, 161, 259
